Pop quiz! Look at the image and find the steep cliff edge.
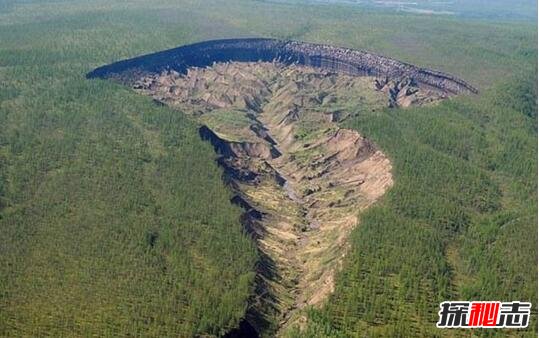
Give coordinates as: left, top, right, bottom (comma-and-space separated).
87, 38, 477, 96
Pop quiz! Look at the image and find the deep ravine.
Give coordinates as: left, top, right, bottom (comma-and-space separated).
133, 62, 395, 335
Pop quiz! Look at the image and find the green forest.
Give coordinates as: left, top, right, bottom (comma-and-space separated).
289, 74, 538, 337
0, 0, 536, 337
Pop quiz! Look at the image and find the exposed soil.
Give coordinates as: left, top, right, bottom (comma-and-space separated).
87, 37, 477, 337
131, 61, 399, 335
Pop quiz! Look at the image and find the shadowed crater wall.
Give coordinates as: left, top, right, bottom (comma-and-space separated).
86, 38, 477, 95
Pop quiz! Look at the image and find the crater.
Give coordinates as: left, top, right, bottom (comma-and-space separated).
87, 38, 476, 336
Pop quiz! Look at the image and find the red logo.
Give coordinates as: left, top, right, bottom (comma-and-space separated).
469, 302, 500, 327
437, 301, 531, 328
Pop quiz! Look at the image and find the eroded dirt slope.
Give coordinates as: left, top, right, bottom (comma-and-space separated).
134, 62, 397, 335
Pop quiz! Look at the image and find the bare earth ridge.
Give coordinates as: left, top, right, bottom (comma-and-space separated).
132, 62, 399, 335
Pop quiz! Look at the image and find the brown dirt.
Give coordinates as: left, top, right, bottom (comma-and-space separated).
133, 62, 398, 335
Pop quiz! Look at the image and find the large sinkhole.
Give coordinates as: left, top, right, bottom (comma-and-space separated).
87, 38, 476, 336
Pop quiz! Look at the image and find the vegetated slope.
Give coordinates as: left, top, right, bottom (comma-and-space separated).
0, 69, 257, 337
287, 71, 538, 337
131, 61, 396, 334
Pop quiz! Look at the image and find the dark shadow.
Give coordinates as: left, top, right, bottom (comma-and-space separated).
198, 124, 283, 336
223, 319, 259, 338
86, 38, 477, 95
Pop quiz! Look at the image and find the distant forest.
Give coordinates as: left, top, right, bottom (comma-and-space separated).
258, 0, 538, 22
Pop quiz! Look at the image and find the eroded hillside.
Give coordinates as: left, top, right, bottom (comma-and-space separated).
131, 62, 401, 334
